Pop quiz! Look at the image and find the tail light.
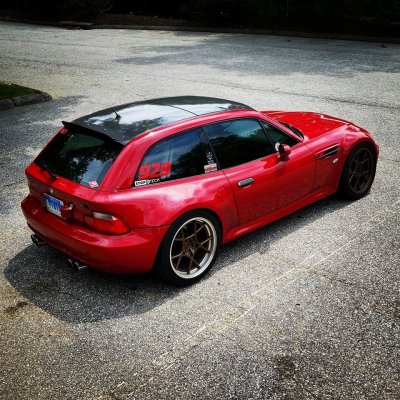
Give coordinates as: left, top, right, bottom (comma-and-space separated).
84, 212, 129, 235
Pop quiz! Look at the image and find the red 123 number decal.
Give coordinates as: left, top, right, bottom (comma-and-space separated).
138, 162, 172, 180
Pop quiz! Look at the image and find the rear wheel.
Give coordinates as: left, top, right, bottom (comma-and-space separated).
338, 143, 376, 200
155, 211, 221, 286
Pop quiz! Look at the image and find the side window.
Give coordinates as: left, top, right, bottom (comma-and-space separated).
260, 121, 299, 150
134, 127, 216, 187
203, 119, 274, 169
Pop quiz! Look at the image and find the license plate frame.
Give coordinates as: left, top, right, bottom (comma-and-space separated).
44, 194, 64, 217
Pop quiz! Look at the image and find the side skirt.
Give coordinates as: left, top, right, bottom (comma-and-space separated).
222, 185, 337, 244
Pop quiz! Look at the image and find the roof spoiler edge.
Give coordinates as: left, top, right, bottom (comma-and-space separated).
61, 120, 127, 144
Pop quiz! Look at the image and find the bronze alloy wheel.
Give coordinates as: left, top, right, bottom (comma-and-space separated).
339, 142, 376, 200
348, 147, 374, 194
169, 217, 218, 279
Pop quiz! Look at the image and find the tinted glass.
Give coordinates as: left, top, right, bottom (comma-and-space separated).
78, 104, 195, 141
261, 121, 299, 149
36, 131, 123, 189
203, 119, 274, 169
154, 96, 254, 115
134, 127, 216, 187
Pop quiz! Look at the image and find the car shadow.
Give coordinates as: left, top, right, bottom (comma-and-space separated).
4, 194, 351, 324
4, 243, 181, 323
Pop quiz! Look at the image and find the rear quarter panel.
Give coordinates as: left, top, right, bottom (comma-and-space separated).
90, 171, 239, 243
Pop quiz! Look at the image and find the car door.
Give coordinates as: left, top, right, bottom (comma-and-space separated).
203, 118, 315, 224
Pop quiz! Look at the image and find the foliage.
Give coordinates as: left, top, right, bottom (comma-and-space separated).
182, 0, 282, 22
184, 0, 400, 24
9, 0, 400, 23
59, 0, 114, 15
342, 0, 400, 24
18, 0, 114, 15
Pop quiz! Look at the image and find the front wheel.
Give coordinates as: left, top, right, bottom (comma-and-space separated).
338, 143, 376, 200
155, 211, 221, 286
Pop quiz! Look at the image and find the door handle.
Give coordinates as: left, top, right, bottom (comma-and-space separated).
237, 178, 254, 187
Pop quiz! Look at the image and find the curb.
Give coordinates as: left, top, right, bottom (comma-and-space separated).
60, 20, 93, 29
0, 91, 52, 111
92, 24, 400, 44
0, 17, 59, 27
0, 17, 399, 44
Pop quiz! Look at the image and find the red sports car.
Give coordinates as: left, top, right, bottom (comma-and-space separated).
21, 96, 378, 285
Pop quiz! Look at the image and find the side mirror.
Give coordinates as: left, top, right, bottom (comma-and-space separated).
278, 143, 291, 161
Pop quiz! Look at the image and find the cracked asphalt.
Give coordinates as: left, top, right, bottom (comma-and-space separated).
0, 21, 399, 400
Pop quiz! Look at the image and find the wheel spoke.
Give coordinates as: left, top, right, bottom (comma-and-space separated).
198, 245, 211, 253
352, 176, 360, 191
185, 232, 195, 241
349, 174, 357, 188
173, 254, 183, 270
363, 171, 371, 178
187, 258, 200, 274
200, 236, 212, 245
173, 228, 186, 242
197, 236, 211, 252
195, 222, 206, 234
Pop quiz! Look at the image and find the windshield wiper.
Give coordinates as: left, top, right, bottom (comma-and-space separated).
36, 160, 58, 180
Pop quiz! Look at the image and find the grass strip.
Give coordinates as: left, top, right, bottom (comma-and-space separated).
0, 83, 38, 100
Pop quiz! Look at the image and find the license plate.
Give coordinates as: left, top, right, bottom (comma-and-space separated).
45, 194, 64, 217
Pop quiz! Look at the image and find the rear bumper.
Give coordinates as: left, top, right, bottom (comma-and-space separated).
21, 194, 169, 274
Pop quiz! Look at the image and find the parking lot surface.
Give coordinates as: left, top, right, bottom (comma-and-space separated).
0, 21, 399, 399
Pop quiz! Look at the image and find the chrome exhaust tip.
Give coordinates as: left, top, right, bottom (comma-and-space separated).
31, 234, 47, 246
73, 260, 89, 272
66, 258, 89, 271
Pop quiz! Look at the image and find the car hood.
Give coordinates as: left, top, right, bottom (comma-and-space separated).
262, 111, 352, 140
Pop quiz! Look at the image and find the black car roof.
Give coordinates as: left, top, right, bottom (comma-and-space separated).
62, 96, 254, 144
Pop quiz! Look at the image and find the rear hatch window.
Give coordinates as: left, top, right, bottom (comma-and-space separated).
36, 130, 123, 189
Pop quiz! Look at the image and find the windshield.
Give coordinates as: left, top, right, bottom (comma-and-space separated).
36, 130, 123, 189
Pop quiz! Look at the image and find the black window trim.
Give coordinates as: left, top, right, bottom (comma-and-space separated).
259, 118, 300, 151
261, 117, 303, 143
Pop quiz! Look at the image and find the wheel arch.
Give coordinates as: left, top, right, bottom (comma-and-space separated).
161, 207, 224, 245
340, 138, 377, 174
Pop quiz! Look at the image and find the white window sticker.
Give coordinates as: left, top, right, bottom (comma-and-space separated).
135, 180, 148, 187
134, 178, 160, 187
204, 163, 217, 173
89, 181, 99, 188
206, 151, 215, 164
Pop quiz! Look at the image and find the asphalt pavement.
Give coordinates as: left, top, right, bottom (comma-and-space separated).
0, 21, 399, 399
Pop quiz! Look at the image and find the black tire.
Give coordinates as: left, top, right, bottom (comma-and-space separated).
154, 210, 221, 286
338, 142, 376, 200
